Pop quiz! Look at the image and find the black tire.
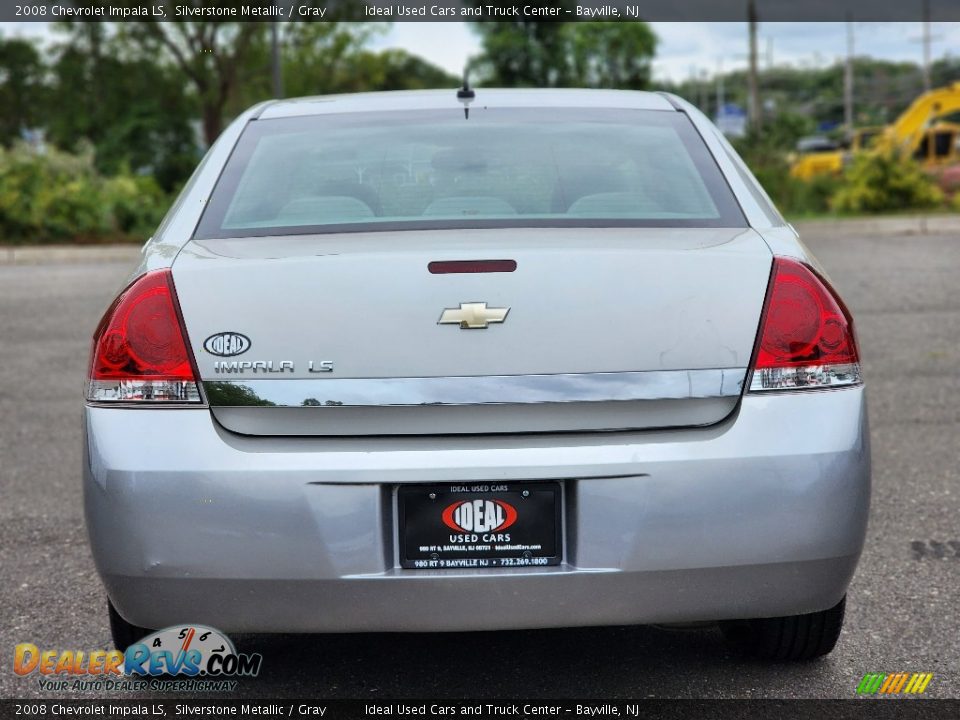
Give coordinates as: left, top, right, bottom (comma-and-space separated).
722, 595, 846, 661
107, 599, 151, 651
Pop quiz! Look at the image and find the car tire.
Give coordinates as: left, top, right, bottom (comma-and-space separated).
722, 595, 846, 661
107, 599, 151, 651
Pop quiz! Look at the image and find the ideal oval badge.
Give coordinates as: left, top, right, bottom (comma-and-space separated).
203, 332, 251, 357
442, 499, 517, 534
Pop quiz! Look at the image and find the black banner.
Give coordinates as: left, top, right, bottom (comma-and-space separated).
5, 0, 960, 23
3, 700, 960, 719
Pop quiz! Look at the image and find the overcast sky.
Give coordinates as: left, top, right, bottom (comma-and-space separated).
2, 21, 958, 83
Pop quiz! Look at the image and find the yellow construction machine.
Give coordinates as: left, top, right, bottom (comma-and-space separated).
790, 82, 960, 180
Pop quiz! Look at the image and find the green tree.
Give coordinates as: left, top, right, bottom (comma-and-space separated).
112, 15, 415, 142
931, 57, 960, 89
470, 18, 656, 89
566, 23, 657, 90
47, 23, 198, 191
113, 1, 382, 141
7, 10, 467, 200
274, 23, 381, 98
341, 49, 460, 92
113, 18, 265, 145
0, 38, 48, 144
235, 24, 456, 107
471, 19, 574, 87
661, 58, 932, 133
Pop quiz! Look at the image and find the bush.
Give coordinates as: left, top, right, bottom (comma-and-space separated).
830, 151, 944, 213
741, 149, 839, 216
102, 174, 169, 238
0, 143, 169, 244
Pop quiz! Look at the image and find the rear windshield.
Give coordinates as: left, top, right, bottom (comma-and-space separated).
194, 107, 745, 239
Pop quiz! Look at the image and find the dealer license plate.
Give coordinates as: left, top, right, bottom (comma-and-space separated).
398, 483, 561, 569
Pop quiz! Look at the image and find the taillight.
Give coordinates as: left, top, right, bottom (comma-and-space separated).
87, 269, 202, 403
749, 257, 861, 392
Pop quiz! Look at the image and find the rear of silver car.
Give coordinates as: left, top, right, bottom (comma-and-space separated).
84, 90, 869, 660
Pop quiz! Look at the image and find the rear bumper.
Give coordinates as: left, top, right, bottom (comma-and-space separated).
84, 388, 870, 633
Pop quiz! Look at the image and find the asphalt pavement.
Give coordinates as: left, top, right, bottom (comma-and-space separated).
1, 224, 958, 700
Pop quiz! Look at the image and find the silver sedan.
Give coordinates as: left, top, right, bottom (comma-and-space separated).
84, 88, 869, 662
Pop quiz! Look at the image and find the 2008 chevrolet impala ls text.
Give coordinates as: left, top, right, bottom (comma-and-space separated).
84, 87, 869, 662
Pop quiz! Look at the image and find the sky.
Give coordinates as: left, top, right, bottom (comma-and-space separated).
1, 21, 958, 83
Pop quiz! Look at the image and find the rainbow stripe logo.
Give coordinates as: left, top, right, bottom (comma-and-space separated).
856, 673, 933, 695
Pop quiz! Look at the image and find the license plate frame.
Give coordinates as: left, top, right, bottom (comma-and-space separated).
398, 482, 562, 569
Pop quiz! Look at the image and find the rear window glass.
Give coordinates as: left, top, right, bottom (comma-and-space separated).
195, 107, 745, 238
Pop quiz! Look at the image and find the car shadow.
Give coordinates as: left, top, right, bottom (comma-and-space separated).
211, 624, 772, 698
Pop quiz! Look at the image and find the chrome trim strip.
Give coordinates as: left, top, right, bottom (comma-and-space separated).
204, 369, 747, 408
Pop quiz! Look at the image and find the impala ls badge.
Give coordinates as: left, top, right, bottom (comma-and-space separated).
438, 302, 510, 329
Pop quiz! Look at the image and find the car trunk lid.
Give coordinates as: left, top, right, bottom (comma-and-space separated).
171, 227, 771, 435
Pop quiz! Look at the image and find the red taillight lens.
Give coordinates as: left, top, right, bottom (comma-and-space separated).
749, 257, 861, 392
87, 270, 202, 403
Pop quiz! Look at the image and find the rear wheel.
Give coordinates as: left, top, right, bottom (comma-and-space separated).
722, 595, 846, 661
107, 599, 151, 651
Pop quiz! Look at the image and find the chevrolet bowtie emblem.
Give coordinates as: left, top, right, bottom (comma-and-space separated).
438, 302, 510, 329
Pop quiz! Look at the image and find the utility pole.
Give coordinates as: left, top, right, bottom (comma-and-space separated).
844, 15, 855, 130
911, 0, 939, 91
747, 0, 761, 132
921, 0, 932, 91
271, 21, 283, 99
